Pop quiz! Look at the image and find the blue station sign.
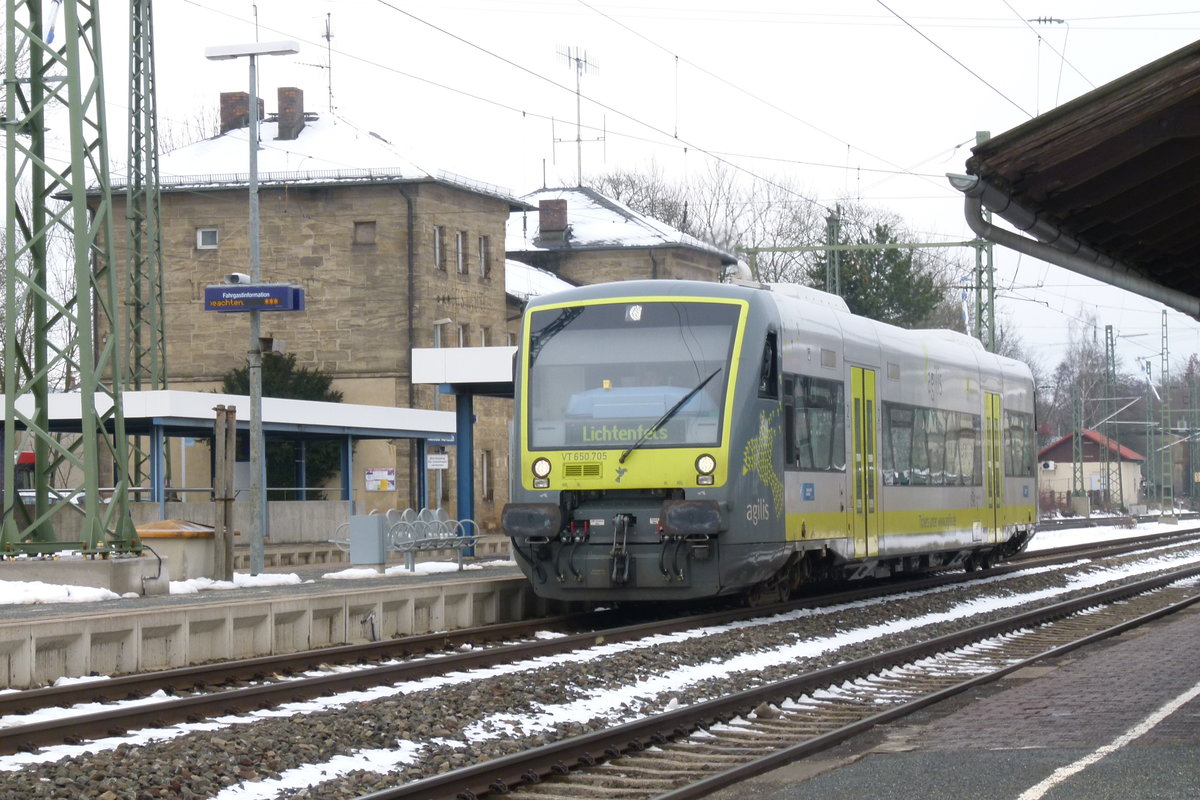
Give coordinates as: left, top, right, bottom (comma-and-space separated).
204, 284, 305, 313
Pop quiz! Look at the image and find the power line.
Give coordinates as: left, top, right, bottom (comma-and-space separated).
873, 0, 1032, 118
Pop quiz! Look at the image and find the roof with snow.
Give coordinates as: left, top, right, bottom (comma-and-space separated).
140, 115, 527, 209
504, 259, 574, 303
506, 186, 737, 264
1038, 428, 1145, 462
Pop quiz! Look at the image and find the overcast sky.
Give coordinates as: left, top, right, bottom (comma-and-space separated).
91, 1, 1200, 378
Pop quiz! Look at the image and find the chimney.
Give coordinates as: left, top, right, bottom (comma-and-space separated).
276, 86, 305, 140
219, 91, 264, 134
538, 199, 569, 243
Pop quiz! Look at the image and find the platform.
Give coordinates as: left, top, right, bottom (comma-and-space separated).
708, 601, 1200, 800
0, 545, 564, 689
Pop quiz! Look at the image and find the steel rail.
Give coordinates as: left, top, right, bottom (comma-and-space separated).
351, 563, 1200, 800
2, 529, 1196, 756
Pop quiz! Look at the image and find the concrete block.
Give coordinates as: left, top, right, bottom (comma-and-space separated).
309, 603, 345, 648
444, 591, 470, 630
186, 615, 230, 664
231, 613, 269, 659
141, 621, 186, 671
90, 627, 137, 677
272, 609, 307, 654
34, 633, 85, 685
0, 630, 31, 688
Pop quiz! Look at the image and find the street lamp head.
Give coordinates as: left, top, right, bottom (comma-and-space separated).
205, 40, 300, 61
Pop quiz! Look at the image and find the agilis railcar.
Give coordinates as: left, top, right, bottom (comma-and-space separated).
502, 279, 1036, 604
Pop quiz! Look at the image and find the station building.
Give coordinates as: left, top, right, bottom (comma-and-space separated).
99, 87, 734, 538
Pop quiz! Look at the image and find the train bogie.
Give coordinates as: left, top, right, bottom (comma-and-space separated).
503, 280, 1036, 604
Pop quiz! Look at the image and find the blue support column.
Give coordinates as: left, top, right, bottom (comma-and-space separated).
152, 423, 166, 515
416, 437, 428, 511
455, 390, 475, 556
340, 435, 354, 516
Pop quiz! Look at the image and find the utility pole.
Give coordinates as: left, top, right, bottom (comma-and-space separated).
3, 0, 140, 552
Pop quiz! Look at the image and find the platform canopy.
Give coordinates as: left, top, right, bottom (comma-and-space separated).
2, 390, 456, 514
952, 39, 1200, 319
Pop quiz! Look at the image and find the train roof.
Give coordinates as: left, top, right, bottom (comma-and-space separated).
522, 279, 1032, 375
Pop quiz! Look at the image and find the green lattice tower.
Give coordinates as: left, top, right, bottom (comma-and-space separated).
3, 0, 140, 552
1143, 360, 1156, 512
124, 0, 167, 491
1103, 326, 1123, 511
972, 131, 996, 353
1160, 311, 1174, 520
1071, 385, 1084, 501
824, 205, 841, 297
1191, 376, 1200, 507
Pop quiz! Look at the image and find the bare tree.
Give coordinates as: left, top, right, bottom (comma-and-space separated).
157, 104, 221, 153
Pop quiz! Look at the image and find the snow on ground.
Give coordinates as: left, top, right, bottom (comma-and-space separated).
0, 559, 515, 604
1, 520, 1197, 792
0, 519, 1176, 605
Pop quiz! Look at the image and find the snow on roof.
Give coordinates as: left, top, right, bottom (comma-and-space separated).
144, 115, 522, 207
153, 114, 428, 186
505, 259, 573, 302
506, 186, 737, 264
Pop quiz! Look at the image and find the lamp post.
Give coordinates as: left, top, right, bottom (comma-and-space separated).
205, 40, 299, 575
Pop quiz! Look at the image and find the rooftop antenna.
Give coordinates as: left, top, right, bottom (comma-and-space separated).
555, 46, 601, 186
299, 14, 336, 114
323, 13, 334, 113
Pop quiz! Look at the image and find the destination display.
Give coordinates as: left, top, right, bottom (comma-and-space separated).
203, 284, 305, 313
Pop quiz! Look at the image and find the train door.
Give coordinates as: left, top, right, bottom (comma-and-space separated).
850, 367, 879, 558
984, 392, 1002, 540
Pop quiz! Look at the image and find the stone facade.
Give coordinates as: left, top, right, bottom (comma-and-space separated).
106, 176, 520, 533
506, 187, 736, 286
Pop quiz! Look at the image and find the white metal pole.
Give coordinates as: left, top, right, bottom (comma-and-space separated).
248, 54, 267, 575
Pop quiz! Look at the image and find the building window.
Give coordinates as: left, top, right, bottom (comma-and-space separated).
481, 450, 494, 501
457, 323, 469, 347
479, 326, 491, 348
353, 220, 376, 245
507, 331, 516, 346
478, 235, 491, 278
196, 227, 219, 249
434, 226, 446, 270
456, 230, 467, 274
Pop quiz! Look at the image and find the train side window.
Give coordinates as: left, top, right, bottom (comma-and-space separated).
790, 374, 845, 471
783, 376, 797, 467
1004, 411, 1035, 477
882, 404, 914, 485
758, 332, 779, 399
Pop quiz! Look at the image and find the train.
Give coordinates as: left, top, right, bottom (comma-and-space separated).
501, 279, 1037, 604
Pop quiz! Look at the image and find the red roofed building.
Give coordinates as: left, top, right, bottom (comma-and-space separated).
1037, 429, 1144, 513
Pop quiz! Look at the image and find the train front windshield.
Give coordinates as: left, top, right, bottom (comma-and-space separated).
526, 300, 741, 450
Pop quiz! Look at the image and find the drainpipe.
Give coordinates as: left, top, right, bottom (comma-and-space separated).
399, 184, 418, 508
948, 173, 1200, 320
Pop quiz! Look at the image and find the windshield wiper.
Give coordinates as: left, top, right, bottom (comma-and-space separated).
619, 367, 721, 464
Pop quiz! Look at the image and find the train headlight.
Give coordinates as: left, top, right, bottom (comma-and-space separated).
532, 457, 552, 487
695, 453, 716, 485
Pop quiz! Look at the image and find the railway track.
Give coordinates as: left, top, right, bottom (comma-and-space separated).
1, 528, 1197, 758
356, 565, 1200, 800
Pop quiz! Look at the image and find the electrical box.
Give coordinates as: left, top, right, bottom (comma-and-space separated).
349, 515, 388, 566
